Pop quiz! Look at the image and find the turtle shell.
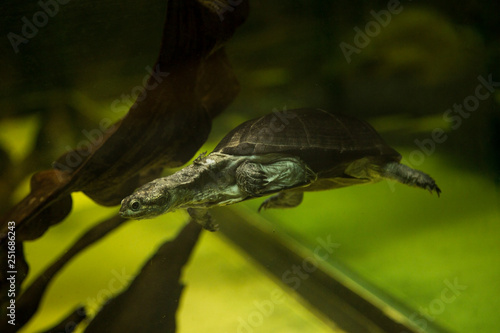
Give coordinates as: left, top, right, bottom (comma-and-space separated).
214, 108, 401, 175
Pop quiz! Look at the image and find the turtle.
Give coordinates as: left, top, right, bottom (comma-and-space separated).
119, 108, 441, 231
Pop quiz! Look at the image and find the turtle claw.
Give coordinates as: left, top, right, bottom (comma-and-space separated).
426, 184, 441, 197
258, 199, 270, 212
421, 176, 441, 197
430, 184, 441, 197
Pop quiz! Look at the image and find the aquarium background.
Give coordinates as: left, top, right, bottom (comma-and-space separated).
1, 0, 499, 332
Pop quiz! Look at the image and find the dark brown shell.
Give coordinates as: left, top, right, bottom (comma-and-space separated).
214, 108, 401, 174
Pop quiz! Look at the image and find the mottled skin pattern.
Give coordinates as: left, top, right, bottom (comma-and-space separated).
119, 152, 315, 230
120, 109, 441, 231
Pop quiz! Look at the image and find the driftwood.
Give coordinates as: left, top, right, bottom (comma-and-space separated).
0, 0, 248, 241
0, 0, 248, 331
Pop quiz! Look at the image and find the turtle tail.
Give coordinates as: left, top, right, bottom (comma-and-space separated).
381, 162, 441, 196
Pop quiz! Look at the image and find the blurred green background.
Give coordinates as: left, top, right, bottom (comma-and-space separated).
1, 0, 500, 332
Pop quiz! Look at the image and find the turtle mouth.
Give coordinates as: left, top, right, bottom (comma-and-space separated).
119, 199, 134, 218
119, 203, 128, 215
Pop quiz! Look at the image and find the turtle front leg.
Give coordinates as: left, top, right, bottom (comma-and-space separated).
187, 208, 219, 232
235, 156, 316, 197
258, 191, 304, 212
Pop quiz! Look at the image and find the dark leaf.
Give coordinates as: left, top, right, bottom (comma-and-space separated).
84, 220, 202, 333
1, 169, 72, 242
14, 215, 128, 331
0, 0, 249, 242
158, 0, 249, 66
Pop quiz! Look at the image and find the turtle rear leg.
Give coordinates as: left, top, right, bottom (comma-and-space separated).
381, 162, 441, 196
259, 191, 304, 212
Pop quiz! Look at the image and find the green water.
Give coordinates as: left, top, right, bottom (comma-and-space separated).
3, 0, 500, 332
244, 150, 500, 332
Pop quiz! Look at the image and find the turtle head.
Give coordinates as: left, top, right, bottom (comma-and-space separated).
119, 180, 173, 219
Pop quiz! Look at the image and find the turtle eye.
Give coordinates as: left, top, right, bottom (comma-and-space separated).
130, 200, 140, 211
